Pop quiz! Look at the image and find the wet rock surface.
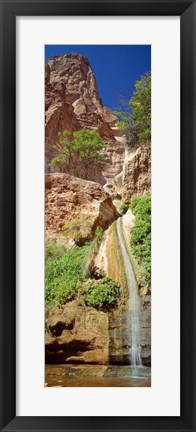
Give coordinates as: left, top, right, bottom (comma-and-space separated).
45, 364, 151, 387
140, 294, 151, 366
109, 305, 151, 367
45, 296, 151, 367
45, 301, 109, 364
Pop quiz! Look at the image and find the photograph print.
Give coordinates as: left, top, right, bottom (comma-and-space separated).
45, 45, 151, 387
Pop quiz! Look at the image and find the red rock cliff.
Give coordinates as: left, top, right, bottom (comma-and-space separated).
45, 53, 126, 183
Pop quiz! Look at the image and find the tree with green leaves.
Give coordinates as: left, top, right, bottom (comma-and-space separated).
114, 72, 151, 147
49, 129, 109, 180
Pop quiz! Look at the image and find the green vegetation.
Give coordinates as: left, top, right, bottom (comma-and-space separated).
45, 231, 120, 311
94, 226, 104, 239
62, 219, 104, 247
130, 72, 151, 145
62, 218, 92, 245
45, 238, 67, 258
83, 227, 104, 277
45, 245, 89, 307
84, 277, 120, 311
113, 200, 129, 217
114, 72, 151, 147
49, 129, 109, 180
130, 194, 151, 283
119, 202, 129, 215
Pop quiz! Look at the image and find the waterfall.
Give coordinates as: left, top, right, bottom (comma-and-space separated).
116, 218, 142, 366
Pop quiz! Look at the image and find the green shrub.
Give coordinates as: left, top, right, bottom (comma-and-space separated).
84, 277, 120, 310
62, 218, 92, 245
130, 194, 151, 282
94, 226, 104, 239
119, 203, 129, 215
116, 120, 126, 131
45, 239, 66, 258
45, 231, 121, 311
45, 245, 90, 307
130, 194, 151, 218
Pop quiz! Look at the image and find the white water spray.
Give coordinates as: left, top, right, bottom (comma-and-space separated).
116, 218, 142, 366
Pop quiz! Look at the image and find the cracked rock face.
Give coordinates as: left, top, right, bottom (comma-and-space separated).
104, 146, 151, 202
45, 53, 126, 183
45, 53, 151, 368
121, 146, 151, 203
45, 173, 118, 237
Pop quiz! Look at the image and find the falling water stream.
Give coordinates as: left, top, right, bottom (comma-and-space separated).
116, 217, 142, 366
45, 216, 150, 386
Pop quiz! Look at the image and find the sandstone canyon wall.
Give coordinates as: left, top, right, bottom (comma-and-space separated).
45, 53, 126, 183
45, 173, 118, 237
45, 52, 151, 368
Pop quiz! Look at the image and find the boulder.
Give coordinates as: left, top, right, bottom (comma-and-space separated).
45, 173, 118, 236
45, 301, 109, 364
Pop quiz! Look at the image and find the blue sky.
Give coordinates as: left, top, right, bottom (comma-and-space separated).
45, 45, 151, 111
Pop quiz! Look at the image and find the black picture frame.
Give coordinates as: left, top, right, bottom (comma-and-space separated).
0, 0, 196, 431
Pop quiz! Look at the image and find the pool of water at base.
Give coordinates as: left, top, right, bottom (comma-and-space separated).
45, 364, 151, 387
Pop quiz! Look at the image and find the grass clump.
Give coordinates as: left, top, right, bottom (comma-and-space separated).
83, 227, 104, 276
62, 218, 92, 245
45, 239, 66, 258
130, 194, 151, 283
84, 277, 120, 311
